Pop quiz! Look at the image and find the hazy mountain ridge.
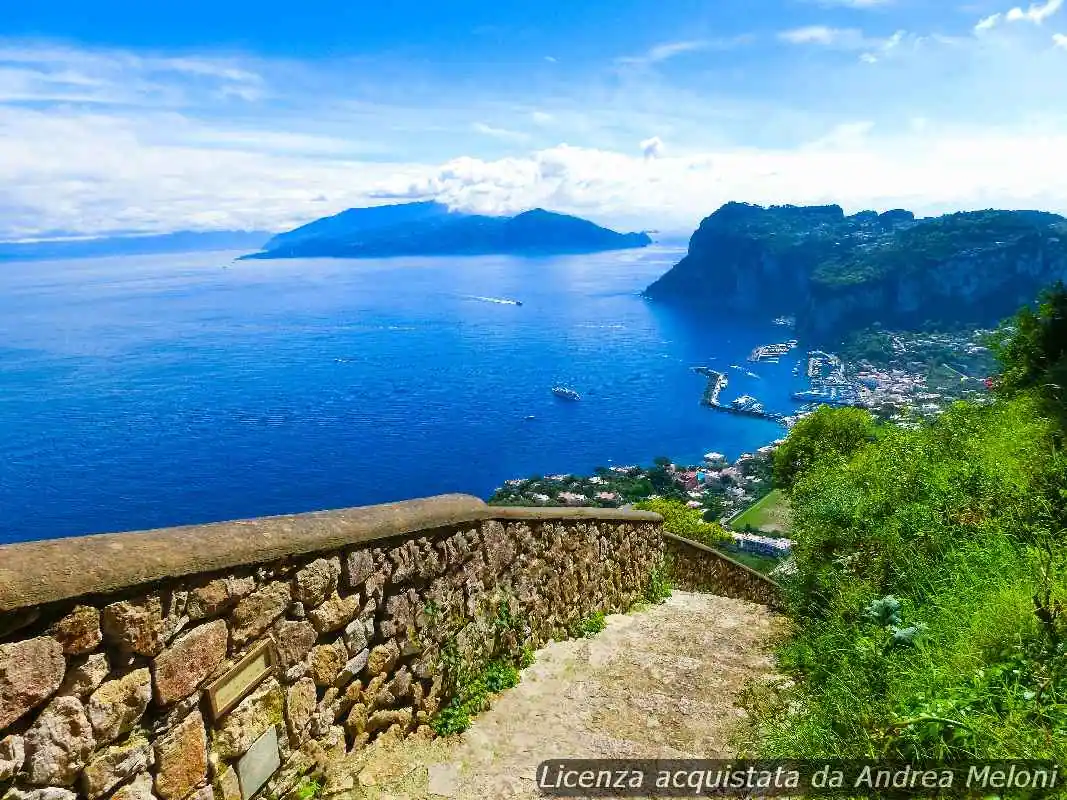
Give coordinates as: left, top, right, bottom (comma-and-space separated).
0, 230, 273, 262
242, 201, 652, 259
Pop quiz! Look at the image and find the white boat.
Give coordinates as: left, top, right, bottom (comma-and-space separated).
552, 386, 581, 401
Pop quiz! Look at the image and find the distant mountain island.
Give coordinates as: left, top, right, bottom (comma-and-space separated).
0, 230, 273, 262
240, 201, 652, 260
644, 202, 1067, 339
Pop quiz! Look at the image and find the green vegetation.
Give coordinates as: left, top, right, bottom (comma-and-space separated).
488, 460, 688, 508
813, 210, 1067, 289
718, 549, 782, 577
292, 779, 323, 800
989, 280, 1067, 419
633, 498, 730, 547
772, 405, 880, 492
730, 489, 792, 536
430, 655, 522, 736
643, 561, 672, 605
579, 611, 607, 637
743, 283, 1067, 764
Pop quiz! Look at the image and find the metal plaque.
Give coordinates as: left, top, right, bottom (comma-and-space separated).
237, 725, 281, 800
205, 639, 276, 720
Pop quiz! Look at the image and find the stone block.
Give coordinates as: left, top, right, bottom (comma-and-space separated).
57, 653, 110, 699
230, 582, 290, 648
365, 641, 399, 677
343, 550, 374, 591
153, 709, 207, 800
291, 558, 340, 609
284, 678, 315, 742
0, 637, 66, 730
186, 575, 255, 621
212, 679, 283, 762
364, 707, 412, 735
334, 649, 369, 688
235, 726, 280, 800
87, 668, 151, 744
48, 606, 102, 656
152, 620, 228, 706
270, 620, 316, 669
107, 771, 155, 800
101, 596, 166, 657
0, 734, 25, 782
307, 593, 359, 635
214, 765, 241, 800
80, 736, 153, 799
22, 696, 94, 787
342, 618, 367, 654
1, 789, 78, 800
307, 642, 346, 688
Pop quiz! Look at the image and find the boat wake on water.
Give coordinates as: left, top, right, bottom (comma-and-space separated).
462, 295, 523, 306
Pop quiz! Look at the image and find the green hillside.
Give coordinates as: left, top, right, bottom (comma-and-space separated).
742, 282, 1067, 761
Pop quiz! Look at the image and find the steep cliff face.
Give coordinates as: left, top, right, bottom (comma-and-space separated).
644, 202, 1067, 340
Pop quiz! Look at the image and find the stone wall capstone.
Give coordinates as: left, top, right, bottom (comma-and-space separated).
0, 496, 667, 800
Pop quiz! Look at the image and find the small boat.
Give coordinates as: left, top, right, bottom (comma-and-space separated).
515, 301, 523, 306
552, 386, 581, 401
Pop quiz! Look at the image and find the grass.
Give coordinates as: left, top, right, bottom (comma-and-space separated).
730, 489, 792, 535
714, 547, 782, 576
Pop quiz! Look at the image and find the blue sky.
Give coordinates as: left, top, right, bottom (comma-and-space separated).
2, 0, 1066, 238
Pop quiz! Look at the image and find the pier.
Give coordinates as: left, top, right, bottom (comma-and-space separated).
692, 366, 728, 406
692, 366, 786, 424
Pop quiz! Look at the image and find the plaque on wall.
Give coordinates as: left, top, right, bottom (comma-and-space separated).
205, 639, 277, 720
237, 725, 281, 800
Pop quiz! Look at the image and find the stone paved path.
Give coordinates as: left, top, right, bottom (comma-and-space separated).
324, 591, 785, 800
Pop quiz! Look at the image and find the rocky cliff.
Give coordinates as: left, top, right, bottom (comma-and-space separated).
644, 202, 1067, 340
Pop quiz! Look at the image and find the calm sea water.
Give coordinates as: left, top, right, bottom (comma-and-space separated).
0, 246, 806, 544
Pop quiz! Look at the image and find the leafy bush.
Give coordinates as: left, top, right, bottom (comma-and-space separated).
633, 498, 730, 546
742, 394, 1067, 761
772, 405, 879, 492
580, 611, 607, 637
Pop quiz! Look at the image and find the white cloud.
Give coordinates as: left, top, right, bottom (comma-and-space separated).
976, 0, 1063, 29
1006, 0, 1063, 23
640, 136, 664, 159
779, 26, 868, 47
364, 130, 1067, 232
616, 40, 708, 65
472, 122, 529, 141
1054, 31, 1067, 45
544, 55, 557, 63
4, 33, 1067, 239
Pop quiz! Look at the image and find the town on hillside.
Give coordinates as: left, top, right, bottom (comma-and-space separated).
489, 446, 794, 575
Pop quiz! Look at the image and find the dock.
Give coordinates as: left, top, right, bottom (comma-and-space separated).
692, 366, 786, 424
692, 366, 728, 406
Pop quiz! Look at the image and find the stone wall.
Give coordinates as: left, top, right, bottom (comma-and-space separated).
663, 532, 785, 610
0, 496, 665, 800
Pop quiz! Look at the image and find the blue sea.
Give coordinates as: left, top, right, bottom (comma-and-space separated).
0, 246, 806, 544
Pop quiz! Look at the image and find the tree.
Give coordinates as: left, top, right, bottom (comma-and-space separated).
773, 405, 879, 492
989, 280, 1067, 408
634, 498, 729, 546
